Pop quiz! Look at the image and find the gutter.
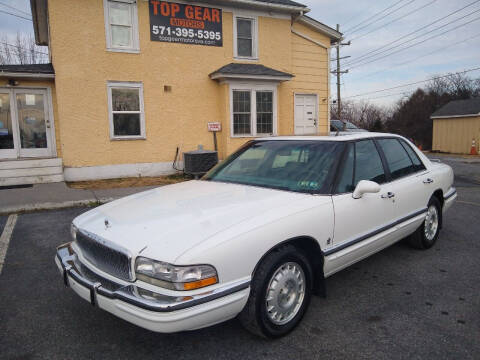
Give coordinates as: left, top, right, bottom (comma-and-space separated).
0, 71, 55, 79
221, 0, 310, 13
290, 27, 329, 49
431, 113, 480, 119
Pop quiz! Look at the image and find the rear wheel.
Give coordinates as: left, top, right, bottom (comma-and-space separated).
408, 196, 442, 249
238, 245, 313, 338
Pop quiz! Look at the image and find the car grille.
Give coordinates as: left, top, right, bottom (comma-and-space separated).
75, 231, 132, 281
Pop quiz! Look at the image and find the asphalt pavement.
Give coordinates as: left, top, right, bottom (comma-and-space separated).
0, 159, 479, 359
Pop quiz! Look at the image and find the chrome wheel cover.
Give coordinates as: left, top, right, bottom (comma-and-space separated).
265, 262, 305, 325
424, 205, 439, 241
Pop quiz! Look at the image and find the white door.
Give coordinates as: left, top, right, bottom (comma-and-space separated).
324, 140, 396, 276
294, 94, 317, 135
0, 88, 54, 159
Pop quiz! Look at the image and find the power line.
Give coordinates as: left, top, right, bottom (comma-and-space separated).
354, 31, 480, 82
348, 14, 480, 69
344, 0, 480, 66
344, 66, 480, 99
0, 1, 30, 16
344, 0, 408, 33
0, 8, 32, 21
348, 0, 437, 42
347, 0, 417, 37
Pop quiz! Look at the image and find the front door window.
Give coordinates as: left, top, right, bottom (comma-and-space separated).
17, 93, 48, 150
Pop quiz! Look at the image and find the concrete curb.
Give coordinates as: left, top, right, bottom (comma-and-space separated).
0, 197, 116, 216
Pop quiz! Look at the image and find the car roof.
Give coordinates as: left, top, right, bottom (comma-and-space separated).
257, 132, 401, 142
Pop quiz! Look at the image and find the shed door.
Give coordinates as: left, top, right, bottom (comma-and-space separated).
294, 94, 317, 135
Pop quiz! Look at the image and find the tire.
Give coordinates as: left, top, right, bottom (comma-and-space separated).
238, 245, 313, 338
408, 196, 442, 249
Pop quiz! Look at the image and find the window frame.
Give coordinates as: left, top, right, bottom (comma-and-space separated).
229, 83, 277, 138
107, 81, 145, 140
233, 14, 259, 60
103, 0, 140, 53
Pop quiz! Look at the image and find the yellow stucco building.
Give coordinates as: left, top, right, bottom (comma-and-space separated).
0, 0, 341, 185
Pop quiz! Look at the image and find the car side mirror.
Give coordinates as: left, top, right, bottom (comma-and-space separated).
352, 180, 381, 199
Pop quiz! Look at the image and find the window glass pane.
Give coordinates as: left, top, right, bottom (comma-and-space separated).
237, 38, 252, 57
109, 2, 131, 25
337, 143, 354, 193
354, 140, 386, 185
233, 114, 251, 135
256, 91, 273, 134
112, 88, 139, 111
233, 91, 251, 135
378, 139, 415, 180
16, 93, 47, 149
0, 93, 13, 149
111, 25, 132, 47
113, 113, 140, 136
400, 140, 424, 169
237, 19, 252, 38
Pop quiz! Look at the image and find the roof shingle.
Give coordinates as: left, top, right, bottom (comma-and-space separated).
210, 63, 293, 80
431, 98, 480, 118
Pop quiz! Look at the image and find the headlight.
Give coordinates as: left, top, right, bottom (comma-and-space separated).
135, 256, 218, 291
70, 223, 78, 241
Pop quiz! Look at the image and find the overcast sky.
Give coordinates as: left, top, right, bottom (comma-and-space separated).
1, 0, 479, 106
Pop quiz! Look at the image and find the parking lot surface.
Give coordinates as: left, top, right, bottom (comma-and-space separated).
0, 160, 479, 359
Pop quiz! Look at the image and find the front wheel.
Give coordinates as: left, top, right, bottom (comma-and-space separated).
238, 245, 313, 338
408, 196, 442, 249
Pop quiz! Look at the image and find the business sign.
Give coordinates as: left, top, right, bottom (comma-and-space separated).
149, 1, 223, 47
207, 122, 221, 132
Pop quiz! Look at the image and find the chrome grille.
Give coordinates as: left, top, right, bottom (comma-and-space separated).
75, 231, 132, 281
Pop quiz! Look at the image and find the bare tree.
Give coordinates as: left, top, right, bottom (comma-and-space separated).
0, 32, 49, 65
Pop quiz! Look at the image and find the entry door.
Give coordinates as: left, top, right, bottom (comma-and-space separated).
294, 94, 317, 135
0, 89, 53, 159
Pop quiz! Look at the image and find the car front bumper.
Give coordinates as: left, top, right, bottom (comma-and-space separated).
55, 243, 250, 333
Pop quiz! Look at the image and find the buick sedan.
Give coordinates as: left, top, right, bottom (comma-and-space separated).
56, 133, 456, 338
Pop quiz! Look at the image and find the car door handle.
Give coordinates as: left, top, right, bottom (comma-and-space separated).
423, 178, 434, 184
381, 192, 395, 199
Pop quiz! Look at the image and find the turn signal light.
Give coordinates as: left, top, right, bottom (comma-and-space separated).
183, 276, 218, 290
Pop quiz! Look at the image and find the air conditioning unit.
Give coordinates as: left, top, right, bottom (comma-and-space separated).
183, 145, 218, 177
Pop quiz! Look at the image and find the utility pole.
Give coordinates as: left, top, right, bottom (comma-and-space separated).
331, 24, 351, 131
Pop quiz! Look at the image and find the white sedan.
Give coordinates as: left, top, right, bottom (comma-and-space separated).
56, 133, 456, 338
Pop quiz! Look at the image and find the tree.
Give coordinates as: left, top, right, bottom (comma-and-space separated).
330, 99, 388, 132
385, 73, 480, 149
0, 32, 49, 65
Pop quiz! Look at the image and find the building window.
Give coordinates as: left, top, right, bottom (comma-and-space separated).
231, 86, 276, 137
107, 82, 145, 140
104, 0, 139, 52
233, 91, 251, 136
234, 16, 258, 59
256, 91, 273, 134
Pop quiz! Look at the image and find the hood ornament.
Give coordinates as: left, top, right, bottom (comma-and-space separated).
104, 219, 111, 229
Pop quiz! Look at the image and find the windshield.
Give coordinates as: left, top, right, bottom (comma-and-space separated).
203, 140, 344, 194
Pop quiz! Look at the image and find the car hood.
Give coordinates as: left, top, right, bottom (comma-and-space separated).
73, 180, 316, 263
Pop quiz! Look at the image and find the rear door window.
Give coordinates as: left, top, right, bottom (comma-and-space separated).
377, 138, 416, 180
355, 140, 386, 185
399, 140, 426, 172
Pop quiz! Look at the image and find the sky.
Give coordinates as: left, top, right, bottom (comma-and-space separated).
303, 0, 480, 106
1, 0, 480, 106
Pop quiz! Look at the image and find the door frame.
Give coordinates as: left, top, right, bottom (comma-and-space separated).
0, 88, 19, 159
294, 93, 318, 135
0, 86, 57, 159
